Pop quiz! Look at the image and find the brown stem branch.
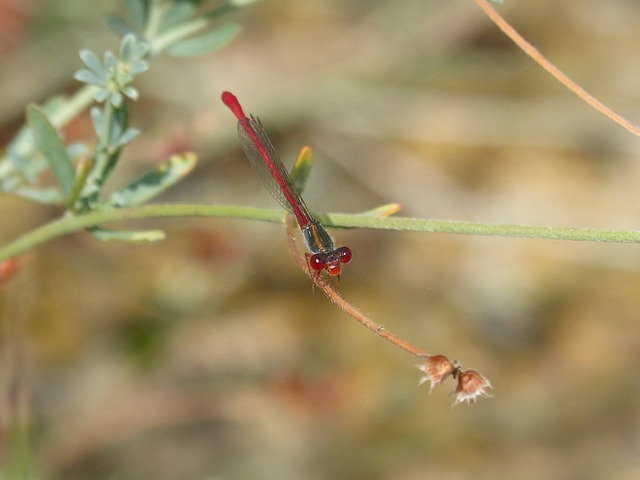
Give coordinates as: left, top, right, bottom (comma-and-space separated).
475, 0, 640, 136
285, 216, 428, 358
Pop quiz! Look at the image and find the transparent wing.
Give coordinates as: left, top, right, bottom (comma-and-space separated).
236, 115, 314, 225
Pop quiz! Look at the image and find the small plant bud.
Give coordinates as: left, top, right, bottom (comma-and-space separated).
417, 355, 457, 392
452, 369, 493, 405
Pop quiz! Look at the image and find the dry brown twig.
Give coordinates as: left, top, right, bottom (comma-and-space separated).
475, 0, 640, 136
285, 216, 492, 406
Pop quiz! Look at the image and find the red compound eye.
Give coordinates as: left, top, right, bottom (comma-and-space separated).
337, 247, 352, 264
309, 254, 326, 271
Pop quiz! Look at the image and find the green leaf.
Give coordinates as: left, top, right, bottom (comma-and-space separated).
90, 227, 166, 243
104, 50, 118, 73
208, 0, 259, 19
12, 186, 65, 204
104, 15, 138, 37
360, 203, 402, 217
161, 0, 199, 31
26, 105, 75, 198
106, 152, 197, 207
290, 146, 313, 194
124, 0, 149, 30
79, 49, 105, 79
488, 0, 504, 4
203, 2, 239, 20
4, 127, 44, 184
74, 69, 104, 88
67, 157, 94, 211
2, 96, 71, 196
166, 23, 240, 56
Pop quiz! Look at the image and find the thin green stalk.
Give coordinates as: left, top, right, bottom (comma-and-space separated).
0, 205, 282, 260
5, 385, 32, 480
83, 101, 116, 206
326, 213, 640, 243
2, 204, 640, 262
144, 0, 169, 40
149, 16, 208, 55
49, 85, 97, 128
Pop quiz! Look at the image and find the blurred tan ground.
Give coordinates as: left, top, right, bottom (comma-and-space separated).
2, 1, 640, 479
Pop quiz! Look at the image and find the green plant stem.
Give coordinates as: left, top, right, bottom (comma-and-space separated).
2, 204, 640, 261
147, 0, 240, 55
144, 0, 169, 39
0, 205, 278, 260
330, 213, 640, 243
149, 16, 208, 55
49, 85, 98, 128
94, 101, 115, 177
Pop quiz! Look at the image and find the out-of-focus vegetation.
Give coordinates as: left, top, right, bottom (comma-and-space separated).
2, 1, 640, 479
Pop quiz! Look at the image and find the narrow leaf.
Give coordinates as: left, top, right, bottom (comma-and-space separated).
90, 227, 166, 243
290, 146, 314, 194
115, 127, 140, 148
73, 69, 104, 87
79, 49, 104, 78
67, 157, 94, 211
203, 3, 239, 20
124, 0, 149, 30
161, 0, 198, 31
26, 105, 75, 197
5, 127, 44, 183
104, 15, 138, 37
107, 152, 197, 207
226, 0, 261, 8
90, 107, 103, 136
166, 23, 240, 56
13, 186, 65, 204
361, 203, 402, 217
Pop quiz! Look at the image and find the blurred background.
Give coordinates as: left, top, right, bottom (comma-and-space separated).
2, 0, 640, 479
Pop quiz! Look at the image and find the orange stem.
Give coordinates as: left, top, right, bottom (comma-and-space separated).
285, 216, 429, 358
475, 0, 640, 136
